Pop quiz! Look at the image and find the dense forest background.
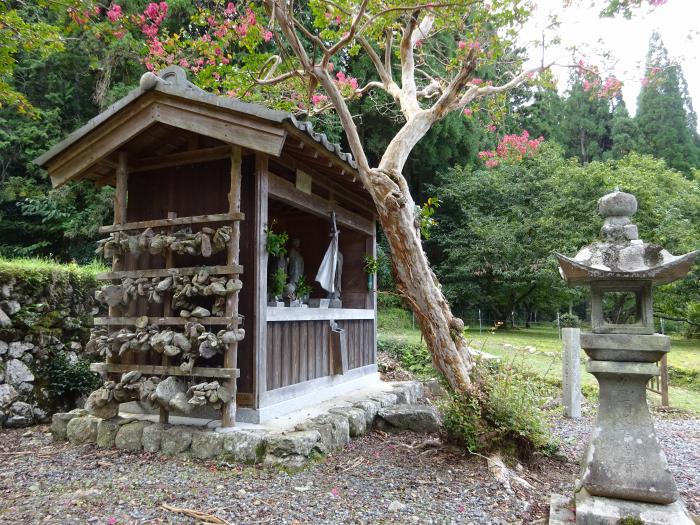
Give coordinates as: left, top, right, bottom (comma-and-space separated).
1, 3, 699, 334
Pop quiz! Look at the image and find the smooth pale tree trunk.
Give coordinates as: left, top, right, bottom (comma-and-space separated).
358, 161, 474, 392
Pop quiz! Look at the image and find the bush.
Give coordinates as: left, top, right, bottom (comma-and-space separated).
558, 313, 580, 328
34, 350, 101, 412
686, 302, 700, 339
441, 360, 557, 459
668, 365, 700, 392
377, 337, 435, 378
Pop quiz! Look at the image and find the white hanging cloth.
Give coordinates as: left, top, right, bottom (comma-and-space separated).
315, 211, 339, 293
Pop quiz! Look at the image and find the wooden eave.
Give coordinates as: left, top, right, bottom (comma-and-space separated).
41, 92, 289, 188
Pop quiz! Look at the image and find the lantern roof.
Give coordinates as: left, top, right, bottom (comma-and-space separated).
556, 189, 698, 286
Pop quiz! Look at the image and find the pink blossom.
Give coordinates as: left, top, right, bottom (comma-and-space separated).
214, 47, 222, 56
148, 38, 165, 56
246, 7, 256, 26
107, 4, 122, 22
212, 72, 221, 81
312, 94, 328, 105
112, 29, 126, 39
330, 487, 340, 497
335, 15, 342, 25
463, 108, 473, 116
226, 89, 238, 97
263, 30, 273, 42
224, 2, 236, 16
107, 518, 117, 525
179, 58, 189, 68
583, 79, 592, 92
415, 39, 423, 48
468, 41, 481, 50
486, 124, 496, 132
469, 78, 483, 85
221, 57, 230, 65
458, 41, 466, 49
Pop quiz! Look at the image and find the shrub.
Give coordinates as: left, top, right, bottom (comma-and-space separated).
377, 337, 434, 378
685, 302, 700, 339
442, 360, 557, 459
34, 350, 102, 412
558, 313, 581, 328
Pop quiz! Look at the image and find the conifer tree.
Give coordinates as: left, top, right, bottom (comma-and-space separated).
610, 96, 639, 159
635, 32, 700, 175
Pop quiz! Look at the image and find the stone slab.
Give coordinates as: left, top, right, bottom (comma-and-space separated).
574, 488, 695, 525
548, 493, 575, 525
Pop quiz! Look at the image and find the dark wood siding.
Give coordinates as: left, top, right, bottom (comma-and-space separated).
121, 156, 255, 403
266, 318, 374, 391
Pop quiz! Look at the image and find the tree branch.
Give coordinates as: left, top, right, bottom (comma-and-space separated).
324, 0, 370, 64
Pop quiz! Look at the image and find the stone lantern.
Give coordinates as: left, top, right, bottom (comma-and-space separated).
551, 189, 698, 524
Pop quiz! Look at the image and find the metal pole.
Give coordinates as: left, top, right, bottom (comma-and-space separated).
479, 309, 482, 335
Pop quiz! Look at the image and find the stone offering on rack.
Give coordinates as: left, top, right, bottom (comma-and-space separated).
95, 226, 232, 259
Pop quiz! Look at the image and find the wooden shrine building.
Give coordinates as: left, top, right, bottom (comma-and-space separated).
34, 66, 378, 425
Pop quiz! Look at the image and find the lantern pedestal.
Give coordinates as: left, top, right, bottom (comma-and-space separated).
580, 359, 677, 504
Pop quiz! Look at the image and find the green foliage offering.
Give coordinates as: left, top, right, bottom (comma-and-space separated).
363, 255, 380, 275
34, 350, 101, 411
265, 224, 288, 257
559, 313, 581, 328
295, 275, 312, 300
270, 268, 287, 299
442, 360, 556, 458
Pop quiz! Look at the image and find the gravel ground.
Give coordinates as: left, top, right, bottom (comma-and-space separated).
0, 412, 697, 525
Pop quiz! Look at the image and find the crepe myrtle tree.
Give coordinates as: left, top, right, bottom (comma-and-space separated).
72, 0, 663, 392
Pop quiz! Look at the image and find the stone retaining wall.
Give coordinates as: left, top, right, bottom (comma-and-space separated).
0, 260, 101, 428
51, 381, 442, 467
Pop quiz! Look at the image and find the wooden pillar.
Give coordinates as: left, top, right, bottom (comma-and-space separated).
223, 146, 242, 427
253, 154, 268, 409
108, 152, 128, 365
370, 218, 377, 364
159, 211, 177, 425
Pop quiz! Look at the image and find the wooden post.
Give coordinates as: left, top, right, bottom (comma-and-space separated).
660, 354, 669, 407
222, 146, 242, 427
108, 152, 128, 365
158, 211, 177, 425
254, 154, 268, 409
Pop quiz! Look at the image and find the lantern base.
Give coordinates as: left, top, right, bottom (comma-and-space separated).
548, 489, 696, 525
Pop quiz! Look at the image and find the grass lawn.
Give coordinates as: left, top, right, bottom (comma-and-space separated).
379, 307, 700, 414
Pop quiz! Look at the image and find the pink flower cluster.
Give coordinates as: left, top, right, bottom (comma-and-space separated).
478, 130, 544, 168
335, 71, 359, 91
140, 2, 168, 39
107, 4, 122, 22
312, 94, 329, 106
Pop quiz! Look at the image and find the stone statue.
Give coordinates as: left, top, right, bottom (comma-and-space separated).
287, 239, 304, 287
329, 251, 343, 307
